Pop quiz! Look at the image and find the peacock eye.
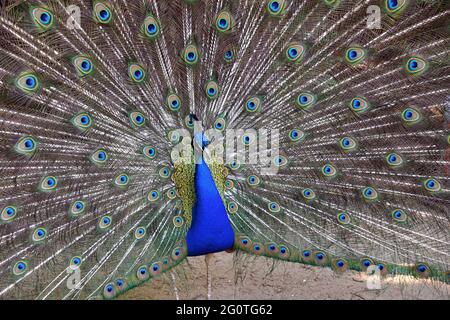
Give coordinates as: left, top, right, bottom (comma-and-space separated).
39, 176, 58, 192
31, 7, 54, 29
142, 15, 160, 39
14, 136, 38, 156
268, 201, 281, 213
360, 258, 374, 270
94, 2, 112, 24
423, 178, 441, 193
386, 152, 403, 167
362, 186, 378, 201
214, 10, 234, 33
90, 148, 109, 165
332, 258, 349, 273
129, 111, 146, 127
391, 209, 407, 222
285, 43, 305, 63
173, 215, 184, 227
321, 164, 337, 178
166, 93, 182, 112
142, 146, 156, 159
339, 136, 357, 152
158, 166, 171, 179
267, 0, 287, 17
345, 47, 366, 65
98, 215, 112, 230
385, 0, 407, 14
289, 129, 305, 142
414, 263, 431, 278
148, 190, 160, 202
69, 200, 86, 218
224, 48, 235, 62
302, 188, 316, 200
349, 96, 369, 113
1, 205, 18, 222
273, 155, 287, 167
114, 173, 129, 188
214, 117, 226, 131
134, 227, 147, 239
227, 202, 238, 214
336, 212, 351, 225
405, 57, 427, 76
72, 56, 94, 76
15, 72, 40, 94
244, 96, 262, 113
182, 44, 200, 65
401, 107, 421, 124
228, 159, 241, 170
72, 112, 93, 131
128, 63, 146, 83
205, 80, 220, 99
69, 256, 82, 269
32, 227, 47, 242
296, 92, 316, 109
13, 260, 28, 276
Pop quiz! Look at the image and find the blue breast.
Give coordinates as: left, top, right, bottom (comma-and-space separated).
186, 158, 235, 256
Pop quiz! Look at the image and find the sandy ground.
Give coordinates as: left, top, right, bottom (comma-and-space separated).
119, 251, 449, 300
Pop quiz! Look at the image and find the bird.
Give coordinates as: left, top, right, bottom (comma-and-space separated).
0, 0, 449, 300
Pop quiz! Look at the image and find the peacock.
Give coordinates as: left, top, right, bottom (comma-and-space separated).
0, 0, 449, 300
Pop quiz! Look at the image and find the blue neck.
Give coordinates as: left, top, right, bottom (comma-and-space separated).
185, 157, 235, 256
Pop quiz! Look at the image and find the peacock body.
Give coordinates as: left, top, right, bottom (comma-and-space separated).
0, 0, 449, 299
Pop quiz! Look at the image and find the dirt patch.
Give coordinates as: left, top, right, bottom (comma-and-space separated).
119, 251, 449, 300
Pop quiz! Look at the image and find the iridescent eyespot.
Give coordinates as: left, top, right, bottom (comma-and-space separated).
337, 212, 351, 225
238, 236, 252, 250
314, 251, 327, 265
69, 256, 82, 270
296, 92, 316, 110
302, 188, 316, 200
114, 173, 129, 188
376, 262, 388, 276
184, 115, 195, 129
391, 209, 407, 222
302, 249, 313, 262
103, 283, 116, 299
116, 278, 126, 291
268, 202, 281, 213
423, 178, 441, 193
167, 130, 181, 144
72, 56, 94, 76
32, 227, 47, 242
158, 166, 171, 179
98, 215, 112, 230
321, 164, 337, 178
360, 257, 374, 271
71, 112, 93, 131
173, 215, 184, 227
273, 155, 287, 167
228, 159, 241, 170
171, 246, 185, 261
69, 200, 86, 218
247, 175, 261, 187
94, 1, 112, 24
241, 133, 255, 146
31, 7, 54, 30
401, 107, 421, 124
148, 190, 160, 202
167, 188, 177, 200
128, 63, 146, 83
289, 129, 305, 142
14, 136, 37, 156
142, 146, 156, 159
362, 186, 378, 201
227, 202, 238, 214
142, 14, 160, 39
205, 80, 219, 99
214, 117, 226, 131
414, 263, 431, 278
13, 260, 28, 276
182, 44, 200, 66
150, 262, 162, 276
252, 243, 264, 255
225, 179, 235, 190
278, 245, 290, 259
267, 0, 287, 17
15, 72, 40, 94
136, 265, 149, 281
134, 227, 146, 239
405, 57, 427, 76
345, 47, 366, 65
385, 0, 408, 15
332, 258, 349, 273
339, 136, 357, 152
39, 176, 58, 192
285, 43, 305, 63
90, 148, 108, 165
265, 242, 279, 256
386, 152, 403, 167
244, 96, 262, 113
214, 10, 234, 33
349, 96, 369, 113
1, 205, 17, 222
166, 93, 182, 112
224, 48, 235, 62
129, 111, 146, 127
